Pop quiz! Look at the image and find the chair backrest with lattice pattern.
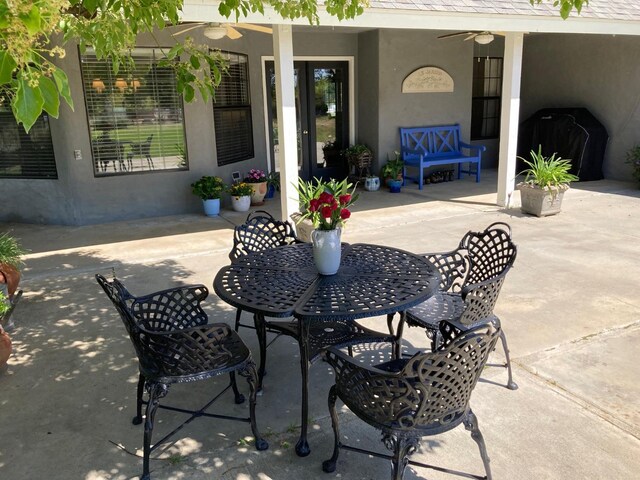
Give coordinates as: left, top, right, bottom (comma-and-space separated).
460, 222, 517, 286
330, 322, 499, 434
229, 210, 298, 262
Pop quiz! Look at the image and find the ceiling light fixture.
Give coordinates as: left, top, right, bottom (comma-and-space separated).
203, 25, 227, 40
474, 33, 494, 45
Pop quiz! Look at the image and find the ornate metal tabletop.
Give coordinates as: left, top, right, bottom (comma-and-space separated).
214, 242, 438, 322
214, 242, 439, 457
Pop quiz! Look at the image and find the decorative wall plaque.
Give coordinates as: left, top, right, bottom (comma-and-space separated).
402, 67, 454, 93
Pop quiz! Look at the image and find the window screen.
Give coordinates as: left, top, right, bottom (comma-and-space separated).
0, 106, 57, 179
80, 47, 188, 176
213, 52, 253, 166
471, 57, 503, 140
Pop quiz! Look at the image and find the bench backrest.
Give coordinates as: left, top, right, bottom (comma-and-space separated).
400, 124, 462, 158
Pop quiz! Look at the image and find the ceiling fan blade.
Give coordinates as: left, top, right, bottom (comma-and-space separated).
172, 23, 206, 36
233, 23, 273, 34
225, 25, 243, 40
437, 31, 476, 39
464, 33, 478, 41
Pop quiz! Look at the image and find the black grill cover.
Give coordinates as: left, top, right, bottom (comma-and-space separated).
518, 108, 608, 181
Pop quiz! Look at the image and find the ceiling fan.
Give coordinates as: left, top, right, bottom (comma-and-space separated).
437, 31, 505, 45
172, 22, 273, 40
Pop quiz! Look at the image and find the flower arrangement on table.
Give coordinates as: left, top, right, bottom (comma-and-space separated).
296, 177, 358, 231
244, 169, 267, 183
228, 182, 254, 197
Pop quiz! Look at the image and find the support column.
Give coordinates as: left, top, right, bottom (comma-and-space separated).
273, 25, 299, 222
497, 32, 524, 207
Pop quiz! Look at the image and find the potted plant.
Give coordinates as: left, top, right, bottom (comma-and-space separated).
0, 233, 26, 302
191, 176, 226, 217
343, 144, 372, 181
244, 169, 268, 206
381, 152, 404, 193
265, 171, 280, 199
517, 146, 579, 217
229, 182, 254, 212
294, 177, 358, 275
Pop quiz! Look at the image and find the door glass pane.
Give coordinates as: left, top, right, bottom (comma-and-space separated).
314, 68, 342, 168
269, 66, 302, 172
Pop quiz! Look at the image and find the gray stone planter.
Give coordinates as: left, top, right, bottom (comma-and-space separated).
518, 183, 568, 217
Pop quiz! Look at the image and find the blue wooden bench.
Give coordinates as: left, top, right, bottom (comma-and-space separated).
400, 124, 485, 189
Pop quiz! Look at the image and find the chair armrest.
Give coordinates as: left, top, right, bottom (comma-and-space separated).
458, 141, 486, 153
422, 249, 470, 292
132, 285, 210, 331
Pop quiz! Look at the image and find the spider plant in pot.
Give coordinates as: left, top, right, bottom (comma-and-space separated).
517, 146, 579, 217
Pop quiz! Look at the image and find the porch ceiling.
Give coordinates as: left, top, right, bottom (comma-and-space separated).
183, 0, 640, 36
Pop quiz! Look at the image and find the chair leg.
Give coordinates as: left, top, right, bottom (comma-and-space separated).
322, 385, 341, 473
393, 312, 406, 360
463, 410, 492, 480
141, 382, 167, 480
499, 329, 518, 390
386, 313, 396, 336
254, 313, 267, 391
229, 372, 245, 404
383, 434, 419, 480
132, 372, 145, 425
240, 362, 268, 451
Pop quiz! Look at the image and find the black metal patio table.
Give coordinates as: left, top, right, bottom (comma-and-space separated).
213, 242, 439, 456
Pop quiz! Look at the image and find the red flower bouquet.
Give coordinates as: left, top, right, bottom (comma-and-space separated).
296, 178, 358, 231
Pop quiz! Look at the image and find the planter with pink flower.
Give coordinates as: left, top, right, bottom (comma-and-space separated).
295, 178, 358, 275
244, 169, 268, 206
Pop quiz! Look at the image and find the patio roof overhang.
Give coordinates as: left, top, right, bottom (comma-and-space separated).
183, 2, 640, 36
181, 1, 640, 220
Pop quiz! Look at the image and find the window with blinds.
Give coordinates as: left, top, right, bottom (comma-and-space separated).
471, 57, 503, 140
213, 51, 253, 166
80, 47, 188, 176
0, 106, 57, 179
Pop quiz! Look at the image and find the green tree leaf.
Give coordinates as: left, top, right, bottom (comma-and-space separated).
12, 78, 45, 132
52, 68, 74, 110
18, 6, 42, 35
39, 76, 60, 118
0, 51, 17, 85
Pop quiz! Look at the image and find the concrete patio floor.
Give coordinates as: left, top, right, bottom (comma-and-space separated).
1, 171, 640, 480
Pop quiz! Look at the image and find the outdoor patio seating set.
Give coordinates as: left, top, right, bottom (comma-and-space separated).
96, 214, 517, 480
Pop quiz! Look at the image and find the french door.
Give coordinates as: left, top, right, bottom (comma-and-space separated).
265, 60, 350, 180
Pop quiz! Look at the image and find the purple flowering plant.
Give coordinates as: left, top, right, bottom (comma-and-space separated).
244, 169, 267, 183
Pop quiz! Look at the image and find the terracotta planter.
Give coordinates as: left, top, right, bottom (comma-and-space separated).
249, 181, 268, 206
0, 326, 11, 371
0, 263, 21, 298
518, 183, 568, 217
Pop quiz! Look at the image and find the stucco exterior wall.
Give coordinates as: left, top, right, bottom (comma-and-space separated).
521, 33, 640, 180
1, 29, 358, 225
356, 30, 380, 164
375, 29, 474, 172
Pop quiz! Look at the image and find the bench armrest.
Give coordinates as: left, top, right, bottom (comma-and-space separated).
401, 146, 424, 158
458, 141, 486, 153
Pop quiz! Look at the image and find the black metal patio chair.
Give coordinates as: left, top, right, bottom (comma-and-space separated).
322, 320, 501, 480
228, 210, 395, 387
95, 274, 267, 480
127, 134, 154, 170
391, 222, 518, 389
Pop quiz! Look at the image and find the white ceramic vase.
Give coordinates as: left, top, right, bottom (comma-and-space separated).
232, 195, 251, 212
311, 228, 342, 275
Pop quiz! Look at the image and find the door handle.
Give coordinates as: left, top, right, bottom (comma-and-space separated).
302, 130, 309, 135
